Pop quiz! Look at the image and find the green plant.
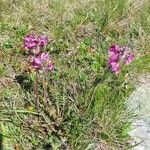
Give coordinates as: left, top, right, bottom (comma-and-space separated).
0, 0, 150, 149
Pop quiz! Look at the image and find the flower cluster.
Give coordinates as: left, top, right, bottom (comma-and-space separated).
32, 52, 54, 71
24, 34, 48, 55
24, 34, 54, 72
108, 45, 135, 75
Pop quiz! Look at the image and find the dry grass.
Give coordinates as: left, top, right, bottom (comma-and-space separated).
0, 0, 150, 149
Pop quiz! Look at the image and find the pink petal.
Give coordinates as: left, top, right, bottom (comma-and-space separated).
48, 64, 54, 71
32, 56, 42, 70
109, 45, 120, 53
41, 52, 49, 61
110, 62, 120, 74
35, 58, 42, 64
125, 53, 135, 65
38, 36, 48, 47
24, 34, 38, 50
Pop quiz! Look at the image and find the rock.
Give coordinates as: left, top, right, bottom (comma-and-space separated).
128, 74, 150, 150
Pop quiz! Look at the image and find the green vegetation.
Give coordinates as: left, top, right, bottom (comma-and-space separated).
0, 0, 150, 149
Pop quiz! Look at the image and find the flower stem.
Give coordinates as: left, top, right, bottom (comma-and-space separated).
85, 68, 109, 113
34, 71, 39, 111
43, 70, 48, 104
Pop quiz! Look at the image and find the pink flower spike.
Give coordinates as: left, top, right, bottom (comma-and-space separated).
125, 53, 135, 65
31, 52, 54, 72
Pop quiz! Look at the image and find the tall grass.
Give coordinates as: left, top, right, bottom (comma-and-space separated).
0, 0, 150, 149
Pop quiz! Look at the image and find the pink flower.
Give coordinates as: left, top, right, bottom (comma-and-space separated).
31, 52, 54, 72
48, 63, 54, 71
41, 52, 49, 61
38, 36, 48, 48
32, 56, 42, 69
108, 53, 120, 63
24, 34, 48, 55
109, 62, 120, 75
125, 53, 135, 65
108, 44, 135, 75
24, 35, 38, 50
108, 45, 120, 62
108, 45, 120, 56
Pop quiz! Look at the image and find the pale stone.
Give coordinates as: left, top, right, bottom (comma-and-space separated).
128, 75, 150, 150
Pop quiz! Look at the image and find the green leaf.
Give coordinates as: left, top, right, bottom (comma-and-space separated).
84, 38, 92, 46
100, 132, 109, 140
